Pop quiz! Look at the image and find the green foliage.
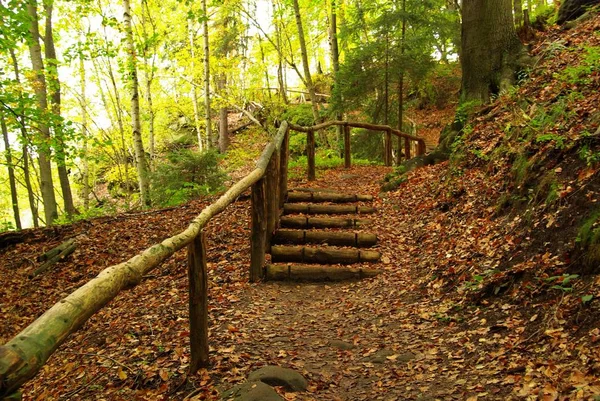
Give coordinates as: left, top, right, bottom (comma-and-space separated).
578, 143, 600, 166
558, 46, 600, 85
454, 101, 480, 125
280, 105, 316, 126
150, 149, 226, 207
577, 209, 600, 268
105, 165, 138, 197
545, 274, 579, 292
535, 133, 566, 149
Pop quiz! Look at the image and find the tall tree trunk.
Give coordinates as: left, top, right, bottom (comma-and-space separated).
396, 0, 406, 165
44, 0, 77, 217
273, 1, 288, 104
123, 0, 151, 207
218, 76, 229, 153
79, 54, 90, 211
188, 18, 205, 151
514, 0, 524, 27
461, 0, 523, 103
26, 0, 58, 225
1, 114, 22, 230
202, 0, 213, 148
292, 0, 321, 125
329, 0, 344, 153
141, 0, 156, 168
10, 49, 39, 228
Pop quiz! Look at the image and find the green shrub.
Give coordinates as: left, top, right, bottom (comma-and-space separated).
150, 149, 227, 207
577, 209, 600, 269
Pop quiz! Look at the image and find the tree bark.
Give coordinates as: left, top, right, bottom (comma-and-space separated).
9, 49, 39, 227
330, 0, 344, 152
123, 0, 151, 207
26, 0, 58, 225
188, 232, 209, 372
79, 54, 90, 211
188, 18, 205, 151
461, 0, 524, 102
44, 0, 77, 217
202, 0, 213, 148
1, 114, 21, 230
218, 77, 229, 153
514, 0, 524, 27
292, 0, 321, 125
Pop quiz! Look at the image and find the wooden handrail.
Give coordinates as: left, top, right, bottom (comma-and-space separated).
287, 120, 425, 143
0, 122, 289, 398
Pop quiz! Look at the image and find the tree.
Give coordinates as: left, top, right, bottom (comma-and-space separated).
461, 0, 524, 103
292, 0, 321, 125
1, 113, 21, 229
557, 0, 599, 24
202, 0, 212, 147
123, 0, 151, 207
26, 0, 59, 224
43, 0, 78, 216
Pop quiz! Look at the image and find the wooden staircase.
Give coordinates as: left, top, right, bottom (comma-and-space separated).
265, 188, 382, 282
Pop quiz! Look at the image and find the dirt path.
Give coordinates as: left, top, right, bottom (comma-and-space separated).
2, 165, 595, 400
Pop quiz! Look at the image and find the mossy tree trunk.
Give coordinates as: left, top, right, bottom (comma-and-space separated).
461, 0, 523, 103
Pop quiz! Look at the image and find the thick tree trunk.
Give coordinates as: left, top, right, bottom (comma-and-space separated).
123, 0, 151, 207
329, 0, 344, 151
292, 0, 321, 126
1, 115, 21, 230
44, 0, 77, 217
26, 1, 58, 225
202, 0, 213, 148
461, 0, 524, 102
557, 0, 599, 24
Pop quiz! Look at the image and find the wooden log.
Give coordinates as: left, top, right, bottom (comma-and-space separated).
188, 231, 209, 373
286, 192, 373, 203
287, 120, 423, 143
265, 264, 382, 281
279, 217, 372, 229
29, 240, 77, 278
273, 230, 377, 247
282, 204, 376, 215
344, 125, 351, 169
265, 152, 279, 250
307, 129, 315, 181
250, 178, 267, 282
404, 137, 411, 160
279, 127, 289, 208
270, 246, 381, 264
37, 238, 76, 262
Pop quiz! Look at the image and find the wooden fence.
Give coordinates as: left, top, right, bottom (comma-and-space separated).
0, 119, 425, 399
288, 121, 426, 180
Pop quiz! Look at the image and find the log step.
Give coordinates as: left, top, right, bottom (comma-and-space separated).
287, 191, 373, 203
273, 230, 377, 247
279, 216, 372, 229
270, 245, 381, 264
265, 264, 382, 282
283, 204, 376, 215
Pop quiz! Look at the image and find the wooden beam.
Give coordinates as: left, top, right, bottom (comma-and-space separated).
250, 178, 267, 282
282, 204, 376, 215
279, 127, 289, 208
273, 230, 377, 247
188, 231, 209, 373
265, 153, 279, 250
307, 129, 315, 181
271, 246, 381, 264
265, 264, 382, 281
287, 192, 373, 203
344, 125, 351, 169
279, 216, 372, 229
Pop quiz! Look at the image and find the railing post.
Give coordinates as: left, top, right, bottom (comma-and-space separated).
404, 137, 411, 160
385, 129, 392, 166
344, 125, 351, 169
250, 177, 267, 282
307, 128, 316, 181
418, 139, 426, 156
395, 136, 401, 165
188, 230, 209, 373
279, 127, 289, 208
265, 151, 279, 250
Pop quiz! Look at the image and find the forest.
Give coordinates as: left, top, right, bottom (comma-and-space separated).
1, 0, 600, 399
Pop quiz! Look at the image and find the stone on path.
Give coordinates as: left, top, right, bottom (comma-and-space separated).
248, 366, 308, 392
221, 381, 283, 401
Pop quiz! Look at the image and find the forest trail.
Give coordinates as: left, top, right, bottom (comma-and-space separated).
0, 165, 533, 400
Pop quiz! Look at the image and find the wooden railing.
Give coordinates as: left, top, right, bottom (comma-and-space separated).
0, 122, 290, 399
288, 120, 426, 180
0, 119, 426, 398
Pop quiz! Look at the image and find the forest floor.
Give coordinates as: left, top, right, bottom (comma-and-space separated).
1, 163, 599, 401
